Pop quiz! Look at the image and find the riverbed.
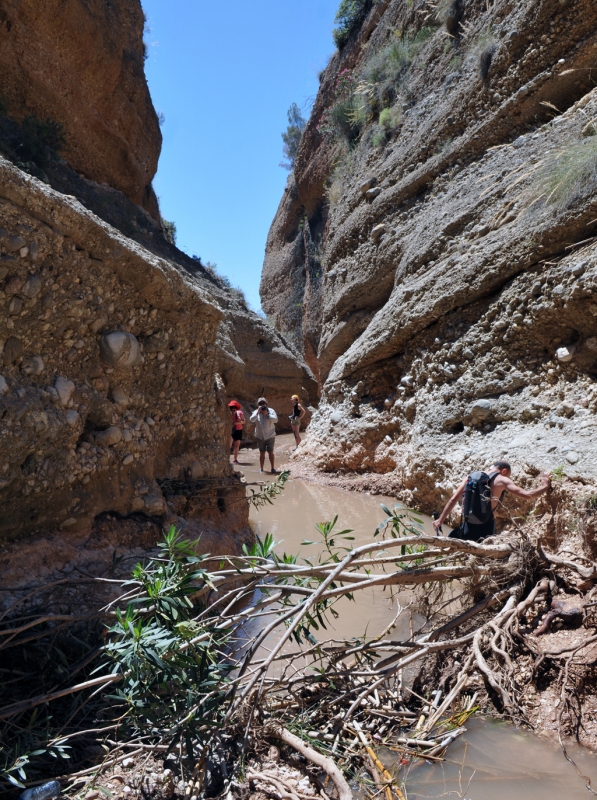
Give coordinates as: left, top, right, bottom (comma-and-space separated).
234, 434, 597, 799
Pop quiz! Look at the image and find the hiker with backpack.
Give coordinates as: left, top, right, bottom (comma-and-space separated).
432, 461, 550, 542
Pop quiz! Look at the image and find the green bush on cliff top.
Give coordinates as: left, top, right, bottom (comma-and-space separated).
333, 0, 373, 49
280, 102, 307, 171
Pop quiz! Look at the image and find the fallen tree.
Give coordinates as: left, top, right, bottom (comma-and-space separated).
2, 483, 597, 799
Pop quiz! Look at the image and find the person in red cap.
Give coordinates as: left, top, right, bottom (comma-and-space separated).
228, 400, 245, 463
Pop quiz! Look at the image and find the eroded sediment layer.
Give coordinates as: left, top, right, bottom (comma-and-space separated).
263, 0, 597, 511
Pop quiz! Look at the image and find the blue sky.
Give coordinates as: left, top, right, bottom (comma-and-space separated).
141, 0, 339, 312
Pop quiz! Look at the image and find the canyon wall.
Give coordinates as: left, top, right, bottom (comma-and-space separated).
0, 0, 317, 594
263, 0, 597, 512
0, 0, 161, 215
0, 156, 255, 596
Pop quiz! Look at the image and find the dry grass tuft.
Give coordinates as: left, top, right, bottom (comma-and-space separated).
539, 137, 597, 207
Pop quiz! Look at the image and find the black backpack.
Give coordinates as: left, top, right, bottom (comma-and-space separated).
463, 471, 498, 525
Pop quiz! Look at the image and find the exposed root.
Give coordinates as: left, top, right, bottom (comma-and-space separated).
3, 507, 597, 797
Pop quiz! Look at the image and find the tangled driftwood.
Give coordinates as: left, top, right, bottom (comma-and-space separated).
3, 498, 597, 798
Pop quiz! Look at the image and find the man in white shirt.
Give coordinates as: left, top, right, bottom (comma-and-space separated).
250, 396, 278, 474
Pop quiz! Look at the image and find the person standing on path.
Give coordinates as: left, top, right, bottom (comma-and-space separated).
228, 400, 245, 464
290, 394, 306, 449
250, 397, 278, 474
432, 461, 550, 541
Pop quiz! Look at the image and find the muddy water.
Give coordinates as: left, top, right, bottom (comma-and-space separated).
404, 717, 597, 799
236, 434, 425, 642
234, 434, 597, 798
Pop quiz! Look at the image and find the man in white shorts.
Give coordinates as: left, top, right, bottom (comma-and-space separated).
250, 397, 278, 474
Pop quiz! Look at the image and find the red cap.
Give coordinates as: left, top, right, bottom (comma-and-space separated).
228, 400, 241, 408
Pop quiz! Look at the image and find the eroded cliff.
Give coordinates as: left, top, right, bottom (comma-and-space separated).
0, 0, 317, 593
0, 0, 161, 215
263, 0, 597, 511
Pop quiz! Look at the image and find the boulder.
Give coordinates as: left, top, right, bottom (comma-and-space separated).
470, 399, 492, 423
99, 332, 142, 368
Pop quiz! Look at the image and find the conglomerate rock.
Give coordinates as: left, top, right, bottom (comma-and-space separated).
262, 0, 597, 511
0, 155, 253, 591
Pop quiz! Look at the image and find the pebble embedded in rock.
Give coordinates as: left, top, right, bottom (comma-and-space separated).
366, 186, 382, 200
330, 410, 342, 424
90, 316, 108, 334
111, 386, 129, 406
95, 426, 123, 446
565, 451, 579, 464
0, 375, 7, 395
470, 399, 492, 421
55, 376, 75, 407
5, 235, 26, 252
66, 409, 80, 427
131, 496, 145, 512
22, 274, 41, 298
586, 337, 597, 351
359, 177, 377, 194
144, 494, 165, 515
190, 461, 205, 479
556, 345, 575, 362
143, 330, 169, 353
22, 355, 45, 375
99, 331, 142, 368
8, 296, 22, 315
2, 336, 23, 365
122, 454, 134, 466
371, 223, 386, 241
4, 275, 22, 295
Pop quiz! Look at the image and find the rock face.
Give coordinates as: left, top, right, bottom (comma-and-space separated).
216, 303, 317, 438
0, 0, 161, 214
263, 0, 597, 508
0, 156, 255, 584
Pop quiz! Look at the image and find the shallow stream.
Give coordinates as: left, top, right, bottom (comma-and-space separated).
234, 434, 597, 799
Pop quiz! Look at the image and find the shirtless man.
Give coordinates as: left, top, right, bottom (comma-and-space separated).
432, 460, 551, 541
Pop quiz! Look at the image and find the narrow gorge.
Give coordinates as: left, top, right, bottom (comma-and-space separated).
4, 0, 597, 797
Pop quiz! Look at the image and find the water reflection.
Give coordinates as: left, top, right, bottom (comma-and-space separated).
403, 717, 597, 799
